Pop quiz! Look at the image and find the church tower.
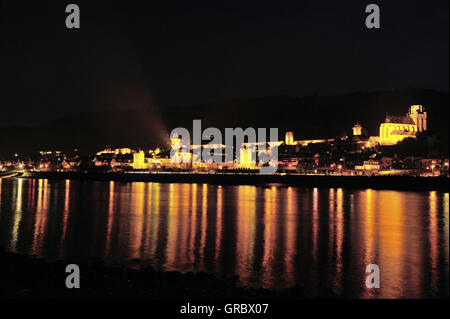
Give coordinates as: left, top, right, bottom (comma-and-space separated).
285, 131, 295, 145
408, 105, 427, 132
352, 123, 362, 136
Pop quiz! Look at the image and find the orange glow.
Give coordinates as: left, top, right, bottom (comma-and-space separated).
328, 189, 335, 262
444, 193, 449, 271
362, 188, 376, 297
428, 191, 438, 290
141, 182, 153, 258
166, 183, 180, 268
178, 184, 191, 265
364, 191, 409, 298
149, 183, 160, 257
128, 183, 145, 260
10, 178, 23, 251
312, 188, 319, 261
215, 186, 223, 268
284, 187, 298, 285
187, 183, 198, 265
236, 186, 256, 286
262, 186, 277, 287
199, 184, 208, 269
105, 181, 115, 257
32, 179, 49, 255
59, 179, 71, 256
334, 188, 344, 293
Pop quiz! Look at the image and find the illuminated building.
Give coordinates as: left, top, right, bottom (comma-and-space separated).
366, 136, 379, 146
355, 160, 380, 175
96, 148, 133, 156
132, 151, 146, 169
236, 146, 257, 169
379, 105, 427, 145
352, 123, 362, 136
38, 150, 68, 171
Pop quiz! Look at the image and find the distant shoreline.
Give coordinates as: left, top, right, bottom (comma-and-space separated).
16, 171, 450, 192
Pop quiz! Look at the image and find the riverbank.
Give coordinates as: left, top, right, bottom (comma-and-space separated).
21, 171, 450, 191
0, 251, 312, 299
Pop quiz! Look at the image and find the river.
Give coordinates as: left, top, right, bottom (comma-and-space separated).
0, 178, 448, 298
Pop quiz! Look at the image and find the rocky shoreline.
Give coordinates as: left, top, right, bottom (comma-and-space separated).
0, 251, 311, 299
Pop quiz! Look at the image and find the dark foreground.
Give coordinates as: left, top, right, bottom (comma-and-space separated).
0, 251, 310, 299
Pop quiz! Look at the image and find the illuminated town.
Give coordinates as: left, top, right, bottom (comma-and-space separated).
1, 1, 448, 305
1, 105, 448, 178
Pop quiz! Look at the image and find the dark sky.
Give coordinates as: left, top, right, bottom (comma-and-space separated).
0, 0, 448, 125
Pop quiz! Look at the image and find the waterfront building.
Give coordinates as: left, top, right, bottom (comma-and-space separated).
355, 160, 381, 175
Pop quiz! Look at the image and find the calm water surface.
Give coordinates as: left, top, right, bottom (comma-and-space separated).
0, 178, 448, 298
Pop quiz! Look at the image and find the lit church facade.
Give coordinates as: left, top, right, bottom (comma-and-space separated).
379, 105, 427, 145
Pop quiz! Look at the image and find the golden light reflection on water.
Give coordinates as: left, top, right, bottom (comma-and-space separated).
312, 188, 319, 262
284, 187, 298, 286
363, 189, 375, 271
199, 184, 208, 267
105, 181, 115, 257
59, 179, 70, 256
176, 183, 190, 268
130, 182, 145, 260
165, 183, 177, 267
376, 191, 405, 298
0, 179, 448, 298
428, 191, 438, 293
262, 186, 277, 287
444, 193, 449, 273
215, 186, 223, 266
149, 183, 160, 258
335, 188, 344, 293
32, 179, 49, 255
236, 186, 256, 286
10, 178, 23, 251
0, 178, 2, 213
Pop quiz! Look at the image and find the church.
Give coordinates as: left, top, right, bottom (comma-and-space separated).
379, 105, 427, 145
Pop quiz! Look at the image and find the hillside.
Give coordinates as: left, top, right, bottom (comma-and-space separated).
0, 88, 448, 157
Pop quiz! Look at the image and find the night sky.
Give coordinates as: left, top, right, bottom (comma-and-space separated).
0, 0, 448, 126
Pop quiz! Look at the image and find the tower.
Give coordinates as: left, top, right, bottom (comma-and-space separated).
352, 123, 362, 136
285, 131, 295, 145
408, 105, 427, 132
